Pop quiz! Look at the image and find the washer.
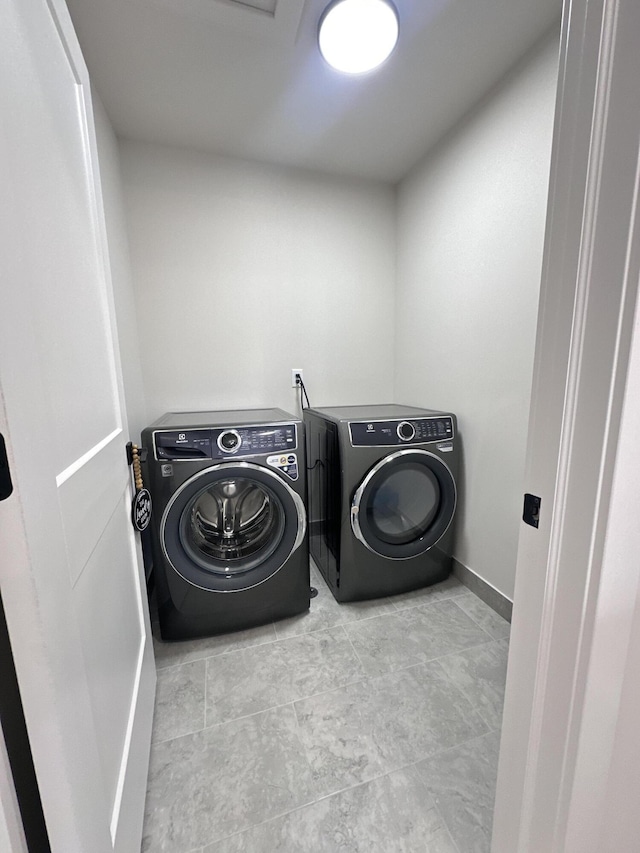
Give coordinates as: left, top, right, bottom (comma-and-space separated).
142, 409, 310, 640
304, 404, 458, 602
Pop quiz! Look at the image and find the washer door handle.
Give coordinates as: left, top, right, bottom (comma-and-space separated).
350, 503, 362, 541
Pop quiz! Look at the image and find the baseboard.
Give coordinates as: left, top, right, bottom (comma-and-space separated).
452, 558, 513, 623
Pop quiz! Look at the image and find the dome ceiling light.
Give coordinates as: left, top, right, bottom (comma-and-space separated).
318, 0, 400, 75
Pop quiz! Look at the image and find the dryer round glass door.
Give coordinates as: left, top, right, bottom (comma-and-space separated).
161, 462, 306, 591
351, 449, 456, 560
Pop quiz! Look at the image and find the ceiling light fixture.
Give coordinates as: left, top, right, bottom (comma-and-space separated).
318, 0, 399, 75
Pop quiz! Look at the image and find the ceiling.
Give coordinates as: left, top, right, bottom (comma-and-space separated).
66, 0, 561, 183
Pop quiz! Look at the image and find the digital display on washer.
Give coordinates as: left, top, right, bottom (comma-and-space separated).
154, 424, 297, 460
214, 425, 296, 456
349, 417, 454, 447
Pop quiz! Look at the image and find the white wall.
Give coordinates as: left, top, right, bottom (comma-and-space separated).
92, 94, 148, 440
395, 31, 559, 600
119, 142, 396, 425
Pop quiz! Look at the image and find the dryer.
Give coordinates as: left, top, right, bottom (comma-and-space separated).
142, 409, 309, 640
304, 404, 458, 602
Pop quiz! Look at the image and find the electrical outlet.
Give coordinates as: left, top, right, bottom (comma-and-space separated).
291, 368, 304, 388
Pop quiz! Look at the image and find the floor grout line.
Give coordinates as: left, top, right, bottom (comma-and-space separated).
344, 627, 368, 673
390, 591, 470, 612
207, 756, 450, 849
446, 597, 499, 641
433, 802, 463, 853
151, 717, 206, 747
453, 595, 511, 636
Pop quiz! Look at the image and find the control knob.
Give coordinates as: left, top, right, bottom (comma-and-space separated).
397, 421, 415, 442
217, 430, 241, 453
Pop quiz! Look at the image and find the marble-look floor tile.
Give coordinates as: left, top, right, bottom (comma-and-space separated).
455, 593, 511, 640
415, 730, 501, 853
437, 639, 509, 731
207, 764, 458, 853
389, 575, 468, 610
294, 662, 488, 794
344, 599, 492, 677
153, 621, 277, 669
152, 660, 206, 744
274, 563, 397, 640
142, 705, 318, 852
205, 626, 365, 725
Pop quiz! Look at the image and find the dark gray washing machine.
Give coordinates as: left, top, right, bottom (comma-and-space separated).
304, 404, 459, 602
142, 408, 310, 640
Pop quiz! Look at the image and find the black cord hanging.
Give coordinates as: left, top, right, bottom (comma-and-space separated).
298, 377, 311, 410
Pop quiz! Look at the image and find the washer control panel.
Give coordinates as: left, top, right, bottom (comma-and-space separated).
349, 417, 454, 447
154, 423, 297, 460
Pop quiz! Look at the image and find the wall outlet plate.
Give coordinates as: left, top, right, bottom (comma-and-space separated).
291, 368, 304, 388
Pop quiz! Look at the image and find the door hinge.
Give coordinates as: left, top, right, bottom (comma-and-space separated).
0, 434, 13, 501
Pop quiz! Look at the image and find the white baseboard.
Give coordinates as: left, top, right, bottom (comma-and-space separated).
452, 559, 513, 623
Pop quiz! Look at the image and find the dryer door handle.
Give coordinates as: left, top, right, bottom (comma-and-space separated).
350, 503, 363, 543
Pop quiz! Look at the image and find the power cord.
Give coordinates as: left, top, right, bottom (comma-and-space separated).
295, 373, 311, 409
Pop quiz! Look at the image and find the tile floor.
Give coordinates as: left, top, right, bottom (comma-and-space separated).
142, 563, 510, 853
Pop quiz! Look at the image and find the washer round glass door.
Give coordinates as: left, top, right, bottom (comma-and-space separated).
161, 462, 306, 591
351, 449, 456, 559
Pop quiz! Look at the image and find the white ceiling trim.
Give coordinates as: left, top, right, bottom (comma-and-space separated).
143, 0, 306, 42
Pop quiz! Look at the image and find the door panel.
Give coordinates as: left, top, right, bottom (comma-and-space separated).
73, 490, 147, 819
0, 1, 155, 850
14, 11, 120, 474
57, 431, 127, 587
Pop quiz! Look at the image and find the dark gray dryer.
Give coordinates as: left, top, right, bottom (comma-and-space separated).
142, 408, 309, 640
304, 404, 459, 602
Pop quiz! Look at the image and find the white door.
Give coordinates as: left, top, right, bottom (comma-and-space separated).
492, 0, 640, 849
0, 1, 155, 851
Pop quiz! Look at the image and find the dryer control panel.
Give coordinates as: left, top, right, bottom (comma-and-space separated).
349, 417, 454, 447
154, 424, 297, 460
